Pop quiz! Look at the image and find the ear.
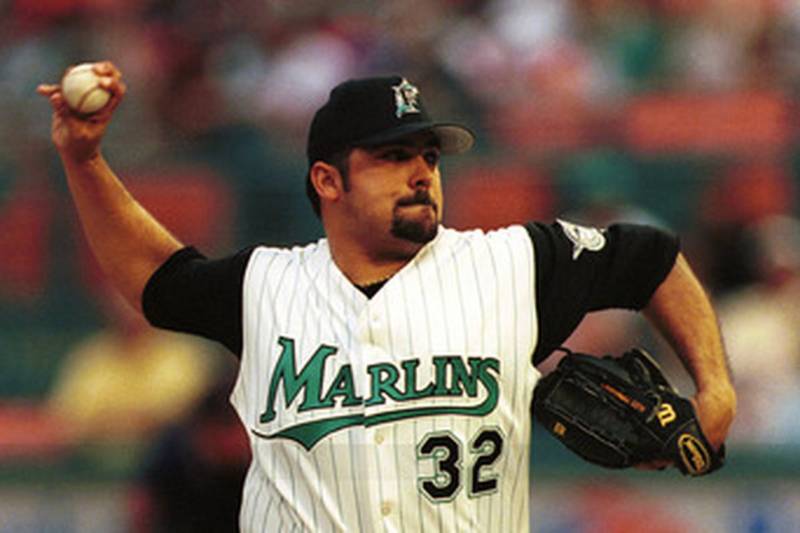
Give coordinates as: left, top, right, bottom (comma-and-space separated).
309, 161, 345, 205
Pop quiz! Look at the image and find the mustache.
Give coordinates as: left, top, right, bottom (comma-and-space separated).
396, 190, 437, 209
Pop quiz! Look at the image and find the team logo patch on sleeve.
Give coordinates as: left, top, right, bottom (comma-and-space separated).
556, 219, 607, 260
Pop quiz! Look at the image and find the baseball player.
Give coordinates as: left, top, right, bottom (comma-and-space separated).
38, 62, 735, 532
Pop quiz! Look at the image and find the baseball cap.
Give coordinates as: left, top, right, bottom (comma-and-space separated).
306, 76, 475, 164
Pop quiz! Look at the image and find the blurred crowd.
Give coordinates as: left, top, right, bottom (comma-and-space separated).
1, 0, 800, 510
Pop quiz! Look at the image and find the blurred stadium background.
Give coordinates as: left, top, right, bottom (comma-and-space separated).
2, 0, 800, 531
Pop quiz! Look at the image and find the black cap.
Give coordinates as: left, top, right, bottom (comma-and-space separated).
306, 76, 475, 164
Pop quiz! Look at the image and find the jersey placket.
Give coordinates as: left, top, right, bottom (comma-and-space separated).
358, 296, 403, 532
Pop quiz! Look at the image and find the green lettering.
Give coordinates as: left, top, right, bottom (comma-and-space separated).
366, 363, 404, 406
432, 356, 451, 396
321, 364, 363, 407
259, 337, 338, 423
477, 358, 500, 408
449, 357, 483, 396
256, 353, 503, 450
401, 359, 436, 400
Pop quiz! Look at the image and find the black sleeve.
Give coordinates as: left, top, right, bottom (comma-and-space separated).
141, 245, 257, 357
527, 221, 679, 365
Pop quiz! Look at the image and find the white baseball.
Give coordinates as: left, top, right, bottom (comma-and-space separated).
60, 63, 111, 115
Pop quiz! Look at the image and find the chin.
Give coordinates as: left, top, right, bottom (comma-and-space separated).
390, 217, 439, 244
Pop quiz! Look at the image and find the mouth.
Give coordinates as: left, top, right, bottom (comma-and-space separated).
399, 203, 436, 211
396, 192, 437, 213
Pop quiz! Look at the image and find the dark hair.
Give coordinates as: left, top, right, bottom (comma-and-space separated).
306, 149, 351, 218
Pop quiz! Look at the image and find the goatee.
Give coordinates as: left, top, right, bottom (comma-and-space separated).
391, 190, 439, 244
391, 216, 438, 244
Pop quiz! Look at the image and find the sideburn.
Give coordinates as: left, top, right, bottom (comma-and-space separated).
329, 150, 351, 192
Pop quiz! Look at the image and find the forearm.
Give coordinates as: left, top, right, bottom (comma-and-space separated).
644, 253, 736, 447
63, 152, 182, 311
644, 254, 727, 389
39, 62, 179, 311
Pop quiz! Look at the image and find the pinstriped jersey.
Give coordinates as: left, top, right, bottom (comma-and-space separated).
142, 220, 679, 532
231, 225, 539, 532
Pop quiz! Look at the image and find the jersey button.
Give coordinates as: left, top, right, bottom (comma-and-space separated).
381, 501, 392, 516
374, 431, 384, 444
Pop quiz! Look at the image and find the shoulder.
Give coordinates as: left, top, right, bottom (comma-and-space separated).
247, 238, 327, 266
244, 238, 331, 286
436, 225, 533, 253
423, 225, 535, 278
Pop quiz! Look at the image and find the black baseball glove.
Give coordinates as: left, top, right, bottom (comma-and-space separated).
533, 347, 724, 476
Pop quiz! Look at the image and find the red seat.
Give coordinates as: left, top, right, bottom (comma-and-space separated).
624, 91, 790, 154
0, 184, 53, 300
444, 164, 556, 231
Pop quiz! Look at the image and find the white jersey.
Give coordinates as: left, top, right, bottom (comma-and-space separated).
231, 225, 540, 532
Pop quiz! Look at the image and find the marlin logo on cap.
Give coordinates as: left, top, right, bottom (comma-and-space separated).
392, 78, 421, 118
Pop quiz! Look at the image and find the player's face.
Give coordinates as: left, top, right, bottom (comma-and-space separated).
344, 133, 444, 249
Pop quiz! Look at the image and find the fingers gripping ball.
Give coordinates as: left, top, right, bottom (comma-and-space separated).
60, 63, 111, 115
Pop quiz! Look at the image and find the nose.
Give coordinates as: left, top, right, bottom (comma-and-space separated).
409, 153, 435, 189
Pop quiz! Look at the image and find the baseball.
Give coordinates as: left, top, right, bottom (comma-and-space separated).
60, 63, 111, 115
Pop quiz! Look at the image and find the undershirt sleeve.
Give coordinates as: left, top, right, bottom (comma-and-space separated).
526, 221, 679, 365
141, 245, 256, 357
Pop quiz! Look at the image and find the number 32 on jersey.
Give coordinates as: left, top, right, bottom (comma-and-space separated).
416, 427, 504, 502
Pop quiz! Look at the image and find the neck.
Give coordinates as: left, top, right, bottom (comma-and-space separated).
322, 211, 435, 286
329, 237, 417, 286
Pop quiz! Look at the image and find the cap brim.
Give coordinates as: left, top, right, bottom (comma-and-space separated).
355, 122, 475, 155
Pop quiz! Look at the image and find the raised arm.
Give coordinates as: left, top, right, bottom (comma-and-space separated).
38, 61, 182, 312
644, 252, 737, 450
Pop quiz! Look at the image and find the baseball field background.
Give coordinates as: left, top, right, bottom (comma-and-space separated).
2, 2, 800, 531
